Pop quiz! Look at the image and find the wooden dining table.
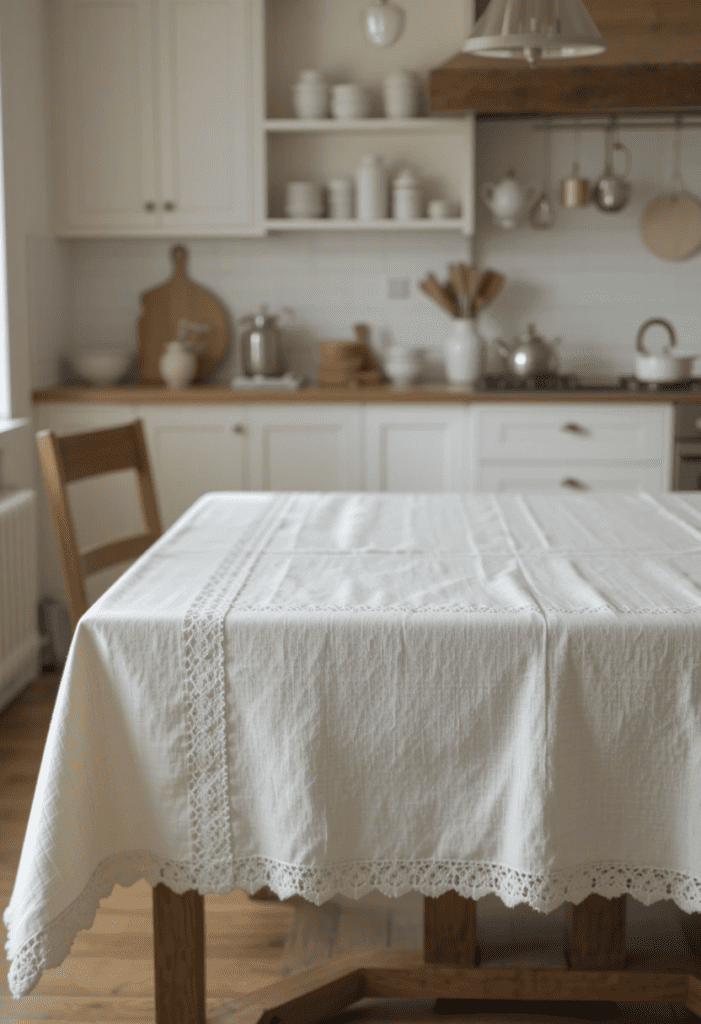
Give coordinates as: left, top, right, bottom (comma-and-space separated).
6, 491, 701, 1023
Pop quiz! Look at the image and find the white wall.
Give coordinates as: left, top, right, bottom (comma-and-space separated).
0, 0, 59, 489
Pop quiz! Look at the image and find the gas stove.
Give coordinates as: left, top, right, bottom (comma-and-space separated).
476, 374, 701, 394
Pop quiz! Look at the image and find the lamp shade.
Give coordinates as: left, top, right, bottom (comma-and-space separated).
463, 0, 606, 65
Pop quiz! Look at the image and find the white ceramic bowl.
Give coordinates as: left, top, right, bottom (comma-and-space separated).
70, 347, 133, 386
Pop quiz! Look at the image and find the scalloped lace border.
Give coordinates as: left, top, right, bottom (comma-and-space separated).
7, 850, 701, 999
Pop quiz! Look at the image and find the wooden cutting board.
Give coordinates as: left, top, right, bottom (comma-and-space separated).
137, 245, 227, 383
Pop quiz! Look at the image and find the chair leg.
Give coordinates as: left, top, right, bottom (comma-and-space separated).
153, 882, 206, 1024
566, 894, 626, 970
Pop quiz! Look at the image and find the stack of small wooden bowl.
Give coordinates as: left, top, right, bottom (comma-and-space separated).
317, 325, 386, 387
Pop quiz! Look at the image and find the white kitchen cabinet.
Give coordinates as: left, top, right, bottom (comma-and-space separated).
139, 405, 248, 528
476, 463, 670, 493
34, 403, 142, 604
470, 402, 674, 492
365, 404, 470, 491
52, 0, 263, 235
246, 405, 364, 490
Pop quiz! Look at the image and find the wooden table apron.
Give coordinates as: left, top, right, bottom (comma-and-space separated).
151, 874, 701, 1024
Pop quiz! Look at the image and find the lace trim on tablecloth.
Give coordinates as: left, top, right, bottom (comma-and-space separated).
7, 849, 701, 999
181, 494, 294, 894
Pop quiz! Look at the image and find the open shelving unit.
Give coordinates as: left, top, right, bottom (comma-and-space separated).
262, 0, 476, 234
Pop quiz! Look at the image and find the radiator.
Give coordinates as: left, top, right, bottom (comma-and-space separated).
0, 489, 42, 713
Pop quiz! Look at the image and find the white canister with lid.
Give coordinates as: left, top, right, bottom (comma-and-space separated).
293, 70, 329, 119
392, 168, 421, 220
383, 70, 418, 118
356, 155, 387, 220
327, 178, 354, 220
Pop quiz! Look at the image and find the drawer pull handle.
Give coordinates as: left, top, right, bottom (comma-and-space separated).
144, 201, 156, 212
232, 423, 246, 435
694, 418, 701, 431
561, 477, 587, 490
561, 422, 588, 435
164, 201, 176, 211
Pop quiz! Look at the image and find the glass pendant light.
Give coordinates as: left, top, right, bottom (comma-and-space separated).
363, 0, 405, 47
463, 0, 606, 66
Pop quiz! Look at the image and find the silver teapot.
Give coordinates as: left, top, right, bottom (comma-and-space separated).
239, 306, 285, 377
496, 324, 561, 378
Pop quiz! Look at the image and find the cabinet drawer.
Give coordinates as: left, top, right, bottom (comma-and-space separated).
474, 403, 672, 461
475, 462, 669, 492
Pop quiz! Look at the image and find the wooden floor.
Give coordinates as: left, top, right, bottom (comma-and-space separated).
0, 672, 296, 1022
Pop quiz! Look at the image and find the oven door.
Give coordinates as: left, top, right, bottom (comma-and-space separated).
675, 443, 701, 490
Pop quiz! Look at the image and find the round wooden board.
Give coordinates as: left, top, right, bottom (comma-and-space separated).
137, 245, 228, 383
641, 192, 701, 261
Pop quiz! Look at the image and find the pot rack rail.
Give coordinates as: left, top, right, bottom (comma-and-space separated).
523, 113, 701, 132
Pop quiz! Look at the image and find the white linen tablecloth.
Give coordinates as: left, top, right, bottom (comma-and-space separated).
6, 490, 701, 998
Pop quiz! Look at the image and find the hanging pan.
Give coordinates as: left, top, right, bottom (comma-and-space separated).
641, 120, 701, 261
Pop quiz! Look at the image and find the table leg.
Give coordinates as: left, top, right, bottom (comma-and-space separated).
566, 894, 626, 970
152, 882, 206, 1024
423, 892, 478, 966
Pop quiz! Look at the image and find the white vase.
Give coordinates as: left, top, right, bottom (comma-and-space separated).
444, 318, 482, 385
159, 340, 197, 388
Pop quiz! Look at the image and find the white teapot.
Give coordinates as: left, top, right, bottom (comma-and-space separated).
480, 170, 535, 230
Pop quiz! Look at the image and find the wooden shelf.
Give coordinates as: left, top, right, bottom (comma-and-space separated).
265, 217, 466, 231
264, 117, 469, 133
429, 61, 701, 116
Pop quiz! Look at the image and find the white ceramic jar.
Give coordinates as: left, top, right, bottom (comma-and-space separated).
285, 180, 323, 218
293, 70, 329, 119
356, 155, 387, 220
383, 70, 418, 118
331, 84, 367, 119
392, 168, 421, 220
327, 178, 354, 220
444, 319, 483, 386
159, 340, 197, 388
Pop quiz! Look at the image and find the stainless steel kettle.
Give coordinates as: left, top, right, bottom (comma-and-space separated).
240, 307, 285, 377
496, 323, 561, 378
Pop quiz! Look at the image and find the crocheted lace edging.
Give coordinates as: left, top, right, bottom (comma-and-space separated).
6, 851, 701, 1000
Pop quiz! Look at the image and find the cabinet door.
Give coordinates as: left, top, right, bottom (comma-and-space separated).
35, 404, 141, 605
157, 0, 261, 230
475, 462, 670, 492
365, 405, 469, 492
56, 0, 159, 232
140, 406, 248, 528
247, 405, 363, 490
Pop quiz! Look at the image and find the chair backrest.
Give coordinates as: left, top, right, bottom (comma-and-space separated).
36, 419, 162, 632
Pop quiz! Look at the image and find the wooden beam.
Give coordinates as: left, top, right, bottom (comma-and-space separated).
566, 895, 626, 971
429, 62, 701, 115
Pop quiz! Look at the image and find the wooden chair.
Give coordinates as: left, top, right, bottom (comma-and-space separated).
36, 419, 162, 633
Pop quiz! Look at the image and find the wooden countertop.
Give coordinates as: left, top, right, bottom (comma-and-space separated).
32, 383, 701, 404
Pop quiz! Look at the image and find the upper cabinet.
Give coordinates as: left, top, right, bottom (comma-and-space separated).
51, 0, 265, 236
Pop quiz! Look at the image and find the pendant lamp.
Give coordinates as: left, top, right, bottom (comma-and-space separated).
463, 0, 606, 66
363, 0, 405, 46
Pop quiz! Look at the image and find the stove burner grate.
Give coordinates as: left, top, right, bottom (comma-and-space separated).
477, 373, 582, 392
